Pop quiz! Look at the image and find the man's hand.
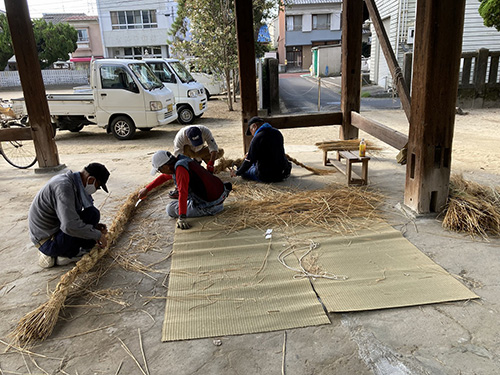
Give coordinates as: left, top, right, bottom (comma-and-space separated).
207, 160, 215, 173
98, 232, 108, 248
176, 215, 191, 230
138, 188, 148, 200
96, 223, 107, 234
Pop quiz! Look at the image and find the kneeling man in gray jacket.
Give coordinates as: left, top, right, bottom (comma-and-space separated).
28, 163, 110, 268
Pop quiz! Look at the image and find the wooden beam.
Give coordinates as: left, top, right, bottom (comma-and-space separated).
351, 112, 407, 150
341, 0, 363, 140
4, 0, 62, 169
404, 0, 466, 214
365, 0, 412, 122
0, 127, 32, 142
234, 0, 258, 153
263, 112, 343, 129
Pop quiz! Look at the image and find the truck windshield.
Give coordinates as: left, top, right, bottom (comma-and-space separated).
170, 61, 195, 83
129, 63, 164, 90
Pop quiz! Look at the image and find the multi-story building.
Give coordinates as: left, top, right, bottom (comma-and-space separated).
96, 0, 177, 59
65, 15, 104, 70
42, 13, 104, 70
369, 0, 500, 89
277, 0, 342, 71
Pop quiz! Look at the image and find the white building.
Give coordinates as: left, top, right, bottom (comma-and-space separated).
96, 0, 178, 59
369, 0, 500, 89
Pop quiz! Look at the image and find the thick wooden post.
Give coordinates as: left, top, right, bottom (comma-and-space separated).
5, 0, 63, 170
234, 0, 258, 153
404, 0, 466, 214
340, 0, 363, 140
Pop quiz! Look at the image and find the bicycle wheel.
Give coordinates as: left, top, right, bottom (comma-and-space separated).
0, 122, 37, 169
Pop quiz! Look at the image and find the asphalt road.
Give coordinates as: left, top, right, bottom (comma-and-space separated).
279, 72, 402, 113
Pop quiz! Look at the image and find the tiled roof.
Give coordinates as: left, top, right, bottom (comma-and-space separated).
42, 13, 86, 24
289, 0, 342, 4
64, 15, 98, 22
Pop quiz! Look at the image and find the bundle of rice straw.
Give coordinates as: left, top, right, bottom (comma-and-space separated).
214, 157, 244, 174
211, 182, 384, 235
10, 181, 174, 346
442, 175, 500, 238
315, 139, 382, 152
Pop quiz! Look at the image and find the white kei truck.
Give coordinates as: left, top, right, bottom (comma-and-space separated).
11, 59, 177, 140
143, 58, 207, 125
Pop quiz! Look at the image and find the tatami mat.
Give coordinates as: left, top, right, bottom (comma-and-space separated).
162, 218, 331, 342
163, 218, 477, 341
307, 222, 479, 312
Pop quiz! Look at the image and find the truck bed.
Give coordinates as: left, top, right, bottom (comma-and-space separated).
11, 94, 95, 117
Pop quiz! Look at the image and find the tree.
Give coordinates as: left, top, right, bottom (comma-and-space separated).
170, 0, 276, 110
0, 13, 14, 70
0, 14, 77, 71
33, 19, 78, 69
478, 0, 500, 31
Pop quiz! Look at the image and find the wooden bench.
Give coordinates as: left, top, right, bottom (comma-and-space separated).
324, 150, 370, 186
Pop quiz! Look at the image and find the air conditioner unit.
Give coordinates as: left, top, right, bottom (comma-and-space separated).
407, 27, 415, 44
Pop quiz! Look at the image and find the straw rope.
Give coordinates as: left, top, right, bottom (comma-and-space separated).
10, 181, 174, 346
214, 155, 334, 176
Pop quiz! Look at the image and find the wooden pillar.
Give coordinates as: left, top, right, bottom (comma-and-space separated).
340, 0, 363, 140
234, 0, 258, 153
5, 0, 63, 170
404, 0, 466, 214
268, 59, 280, 115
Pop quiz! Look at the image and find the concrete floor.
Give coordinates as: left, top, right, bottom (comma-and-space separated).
0, 95, 499, 374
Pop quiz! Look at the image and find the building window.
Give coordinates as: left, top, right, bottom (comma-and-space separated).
110, 10, 158, 30
313, 14, 331, 30
116, 46, 162, 59
77, 29, 89, 42
286, 15, 302, 31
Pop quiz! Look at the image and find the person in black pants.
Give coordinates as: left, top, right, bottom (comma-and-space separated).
232, 116, 292, 182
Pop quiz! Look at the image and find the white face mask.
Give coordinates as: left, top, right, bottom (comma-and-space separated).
84, 177, 97, 195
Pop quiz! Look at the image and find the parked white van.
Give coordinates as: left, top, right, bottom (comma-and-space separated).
184, 59, 226, 100
144, 58, 207, 124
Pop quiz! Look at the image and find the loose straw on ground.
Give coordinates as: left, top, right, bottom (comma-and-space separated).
212, 182, 384, 235
10, 181, 174, 347
441, 174, 500, 238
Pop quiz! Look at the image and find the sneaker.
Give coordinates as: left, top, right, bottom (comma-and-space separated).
224, 182, 232, 192
56, 256, 83, 266
38, 253, 56, 268
169, 189, 179, 199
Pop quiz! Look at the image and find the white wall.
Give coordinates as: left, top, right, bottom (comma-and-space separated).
96, 0, 176, 56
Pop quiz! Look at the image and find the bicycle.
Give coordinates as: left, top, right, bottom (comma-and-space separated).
0, 114, 37, 169
0, 98, 36, 169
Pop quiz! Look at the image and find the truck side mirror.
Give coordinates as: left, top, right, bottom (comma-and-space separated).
129, 82, 139, 93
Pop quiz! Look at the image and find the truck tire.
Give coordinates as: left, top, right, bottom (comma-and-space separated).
205, 89, 211, 101
69, 124, 85, 133
177, 105, 195, 125
110, 116, 136, 140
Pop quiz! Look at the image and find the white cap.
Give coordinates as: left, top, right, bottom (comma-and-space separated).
150, 150, 174, 175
